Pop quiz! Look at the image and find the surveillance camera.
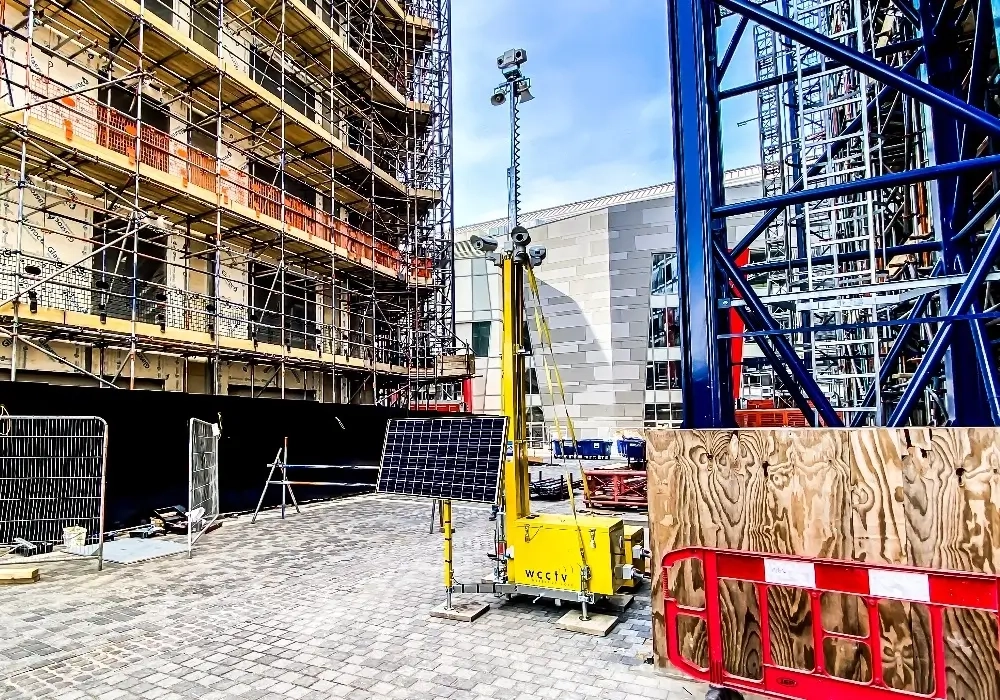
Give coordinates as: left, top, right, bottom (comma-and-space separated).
470, 234, 498, 253
510, 225, 531, 246
490, 90, 506, 107
528, 245, 547, 266
497, 48, 527, 71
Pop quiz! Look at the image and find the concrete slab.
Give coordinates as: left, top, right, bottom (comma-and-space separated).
430, 600, 490, 622
555, 610, 619, 636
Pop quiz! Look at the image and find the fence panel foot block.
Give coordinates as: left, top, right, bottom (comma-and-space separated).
430, 601, 490, 622
555, 610, 619, 636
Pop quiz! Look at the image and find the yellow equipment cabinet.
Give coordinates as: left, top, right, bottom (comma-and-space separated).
507, 513, 628, 597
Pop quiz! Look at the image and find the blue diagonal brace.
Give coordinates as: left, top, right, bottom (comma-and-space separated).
713, 241, 843, 427
850, 261, 943, 427
719, 17, 748, 81
968, 300, 1000, 425
954, 188, 1000, 242
733, 307, 819, 426
717, 0, 1000, 138
890, 0, 920, 25
888, 216, 1000, 426
717, 154, 1000, 218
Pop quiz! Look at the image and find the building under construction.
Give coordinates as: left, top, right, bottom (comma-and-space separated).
667, 0, 1000, 429
0, 0, 470, 405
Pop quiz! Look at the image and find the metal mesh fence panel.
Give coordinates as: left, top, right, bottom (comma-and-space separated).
188, 418, 220, 556
0, 416, 107, 569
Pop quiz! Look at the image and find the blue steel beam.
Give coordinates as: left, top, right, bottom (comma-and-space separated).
949, 0, 991, 223
719, 40, 922, 99
724, 309, 1000, 340
716, 154, 1000, 218
917, 0, 989, 426
667, 0, 734, 427
730, 51, 925, 258
719, 17, 748, 81
733, 306, 819, 425
716, 0, 1000, 138
713, 241, 843, 427
742, 241, 940, 275
888, 217, 1000, 426
850, 261, 944, 427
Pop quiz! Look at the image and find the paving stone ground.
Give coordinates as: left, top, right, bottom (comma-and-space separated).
0, 493, 713, 700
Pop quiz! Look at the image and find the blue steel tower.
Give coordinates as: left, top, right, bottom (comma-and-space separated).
667, 0, 1000, 428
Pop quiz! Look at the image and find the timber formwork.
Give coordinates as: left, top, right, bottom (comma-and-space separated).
0, 0, 468, 403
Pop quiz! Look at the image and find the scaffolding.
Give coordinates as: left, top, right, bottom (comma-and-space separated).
0, 0, 470, 404
737, 0, 994, 425
669, 0, 1000, 428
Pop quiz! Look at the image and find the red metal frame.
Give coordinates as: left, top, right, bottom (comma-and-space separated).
583, 470, 647, 508
663, 547, 1000, 699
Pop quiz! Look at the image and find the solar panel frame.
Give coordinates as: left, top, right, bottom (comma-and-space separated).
376, 417, 509, 504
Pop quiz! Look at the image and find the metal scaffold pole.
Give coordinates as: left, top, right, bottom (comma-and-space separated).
667, 0, 1000, 428
0, 0, 463, 401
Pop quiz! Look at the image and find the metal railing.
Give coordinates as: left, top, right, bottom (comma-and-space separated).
188, 418, 220, 557
0, 416, 108, 570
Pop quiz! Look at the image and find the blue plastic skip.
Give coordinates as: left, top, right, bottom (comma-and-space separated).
618, 437, 646, 464
577, 439, 612, 460
552, 439, 577, 458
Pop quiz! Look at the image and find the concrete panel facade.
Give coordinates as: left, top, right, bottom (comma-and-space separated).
455, 168, 764, 440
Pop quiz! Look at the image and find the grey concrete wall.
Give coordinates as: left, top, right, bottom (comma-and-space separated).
525, 178, 764, 438
458, 174, 766, 439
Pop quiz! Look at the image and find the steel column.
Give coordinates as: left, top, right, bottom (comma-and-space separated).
667, 0, 734, 427
917, 0, 991, 424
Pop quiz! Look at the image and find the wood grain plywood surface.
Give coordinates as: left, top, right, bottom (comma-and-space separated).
648, 427, 1000, 699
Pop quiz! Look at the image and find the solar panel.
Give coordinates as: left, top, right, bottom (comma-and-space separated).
377, 417, 509, 503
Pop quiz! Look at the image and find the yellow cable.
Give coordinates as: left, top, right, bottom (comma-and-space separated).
525, 266, 590, 503
527, 293, 563, 442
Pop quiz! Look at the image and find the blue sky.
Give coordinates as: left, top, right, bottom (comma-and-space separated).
451, 1, 761, 225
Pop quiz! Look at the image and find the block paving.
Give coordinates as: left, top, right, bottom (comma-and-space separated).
1, 494, 711, 699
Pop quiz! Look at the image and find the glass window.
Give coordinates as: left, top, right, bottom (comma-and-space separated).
526, 406, 546, 449
650, 308, 666, 348
644, 401, 683, 427
471, 258, 491, 314
651, 252, 678, 295
471, 321, 491, 357
646, 363, 683, 391
666, 307, 680, 348
523, 367, 539, 395
646, 362, 667, 390
650, 308, 680, 349
454, 258, 472, 278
